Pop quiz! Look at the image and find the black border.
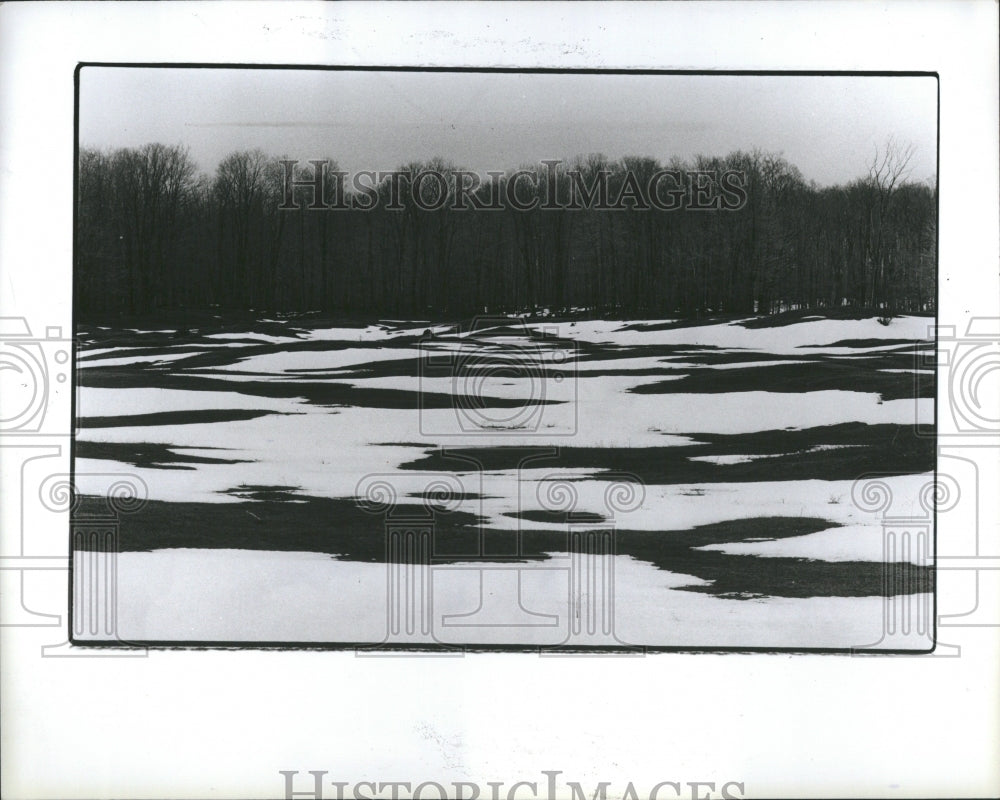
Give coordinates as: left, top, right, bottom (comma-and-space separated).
70, 63, 940, 655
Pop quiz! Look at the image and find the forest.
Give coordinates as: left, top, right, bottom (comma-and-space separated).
75, 142, 936, 319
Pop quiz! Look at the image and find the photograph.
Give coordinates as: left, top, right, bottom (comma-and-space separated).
3, 4, 997, 798
72, 66, 938, 650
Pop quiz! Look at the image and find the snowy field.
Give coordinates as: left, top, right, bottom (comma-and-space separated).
72, 312, 936, 649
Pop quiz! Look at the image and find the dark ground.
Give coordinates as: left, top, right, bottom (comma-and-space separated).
74, 309, 936, 602
74, 492, 932, 599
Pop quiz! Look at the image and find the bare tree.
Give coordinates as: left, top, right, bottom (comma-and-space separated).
213, 150, 288, 307
104, 144, 197, 311
76, 142, 935, 320
864, 137, 916, 317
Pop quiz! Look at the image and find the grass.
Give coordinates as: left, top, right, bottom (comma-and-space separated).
74, 441, 250, 470
74, 495, 931, 599
78, 409, 282, 429
73, 312, 937, 605
396, 422, 934, 484
79, 366, 561, 411
628, 358, 934, 401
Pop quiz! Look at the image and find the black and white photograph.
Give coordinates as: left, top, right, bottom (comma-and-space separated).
72, 66, 938, 650
2, 3, 998, 799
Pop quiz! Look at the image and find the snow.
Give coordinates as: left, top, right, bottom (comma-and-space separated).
688, 444, 864, 466
688, 453, 783, 465
881, 368, 934, 374
211, 346, 426, 374
75, 315, 934, 511
655, 358, 815, 370
81, 547, 931, 649
78, 387, 301, 418
304, 325, 432, 342
202, 331, 301, 344
76, 352, 197, 369
528, 315, 935, 354
694, 523, 929, 563
471, 473, 932, 535
74, 384, 928, 508
72, 314, 937, 649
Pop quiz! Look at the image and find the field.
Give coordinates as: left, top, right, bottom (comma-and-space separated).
73, 310, 936, 649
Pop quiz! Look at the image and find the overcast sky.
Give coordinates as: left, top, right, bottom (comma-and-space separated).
79, 67, 937, 187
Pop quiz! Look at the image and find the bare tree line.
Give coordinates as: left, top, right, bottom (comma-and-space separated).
75, 141, 935, 319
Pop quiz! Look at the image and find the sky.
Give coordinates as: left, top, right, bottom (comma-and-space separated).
79, 67, 937, 188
